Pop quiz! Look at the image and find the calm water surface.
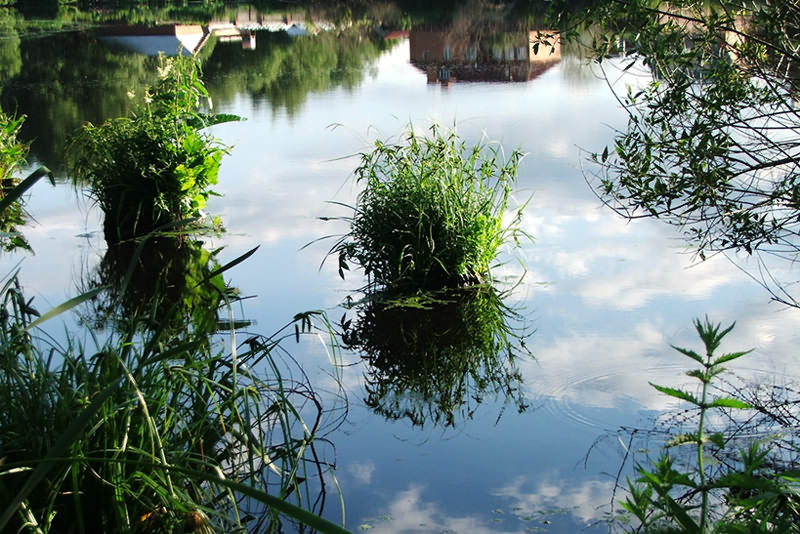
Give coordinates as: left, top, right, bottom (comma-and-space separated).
3, 15, 800, 533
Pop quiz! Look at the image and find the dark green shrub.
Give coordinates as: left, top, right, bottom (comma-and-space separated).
331, 125, 527, 291
66, 54, 239, 242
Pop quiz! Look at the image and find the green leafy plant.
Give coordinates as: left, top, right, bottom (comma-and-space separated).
0, 110, 51, 252
548, 0, 800, 306
328, 124, 527, 291
0, 265, 350, 533
66, 53, 239, 242
619, 318, 800, 532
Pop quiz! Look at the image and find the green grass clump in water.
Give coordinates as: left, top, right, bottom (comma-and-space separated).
66, 54, 239, 243
333, 125, 526, 291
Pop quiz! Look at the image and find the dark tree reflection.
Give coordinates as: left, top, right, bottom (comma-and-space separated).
342, 286, 532, 427
85, 234, 238, 337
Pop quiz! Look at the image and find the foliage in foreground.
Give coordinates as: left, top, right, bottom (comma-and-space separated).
550, 0, 800, 306
329, 125, 527, 291
66, 54, 238, 242
0, 267, 349, 533
618, 318, 800, 533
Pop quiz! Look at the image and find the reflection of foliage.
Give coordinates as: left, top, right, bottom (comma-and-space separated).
87, 235, 232, 337
0, 10, 21, 86
342, 286, 531, 427
13, 0, 226, 24
2, 31, 161, 171
67, 54, 238, 242
331, 125, 526, 291
0, 275, 346, 533
203, 28, 394, 117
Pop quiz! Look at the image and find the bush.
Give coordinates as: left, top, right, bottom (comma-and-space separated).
331, 125, 527, 291
66, 54, 239, 242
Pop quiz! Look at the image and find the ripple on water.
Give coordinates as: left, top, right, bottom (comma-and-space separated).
525, 363, 689, 431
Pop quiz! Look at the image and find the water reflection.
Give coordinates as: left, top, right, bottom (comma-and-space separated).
84, 233, 236, 336
341, 286, 532, 427
408, 1, 559, 85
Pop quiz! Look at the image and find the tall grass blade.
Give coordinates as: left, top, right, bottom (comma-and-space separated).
0, 381, 121, 531
26, 286, 107, 330
0, 167, 52, 215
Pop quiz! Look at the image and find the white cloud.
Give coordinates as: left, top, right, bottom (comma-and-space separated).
491, 474, 616, 525
348, 460, 376, 485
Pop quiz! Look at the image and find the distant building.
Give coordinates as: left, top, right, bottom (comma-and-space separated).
409, 29, 560, 84
97, 25, 207, 56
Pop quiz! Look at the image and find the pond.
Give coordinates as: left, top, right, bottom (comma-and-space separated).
2, 3, 800, 533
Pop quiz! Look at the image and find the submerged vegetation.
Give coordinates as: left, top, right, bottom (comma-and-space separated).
66, 54, 238, 242
330, 125, 526, 291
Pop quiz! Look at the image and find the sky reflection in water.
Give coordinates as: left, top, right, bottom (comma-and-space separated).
4, 34, 800, 533
197, 41, 800, 531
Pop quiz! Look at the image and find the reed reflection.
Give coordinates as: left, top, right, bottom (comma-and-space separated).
342, 286, 532, 428
85, 233, 236, 336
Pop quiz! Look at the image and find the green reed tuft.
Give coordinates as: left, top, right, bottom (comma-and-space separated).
0, 265, 349, 534
330, 125, 527, 291
66, 54, 239, 243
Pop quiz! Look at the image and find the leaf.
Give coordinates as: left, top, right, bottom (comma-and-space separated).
686, 369, 709, 383
707, 397, 753, 410
670, 345, 704, 365
27, 286, 107, 331
0, 167, 53, 215
708, 432, 725, 448
199, 246, 259, 286
712, 350, 752, 367
650, 383, 700, 405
